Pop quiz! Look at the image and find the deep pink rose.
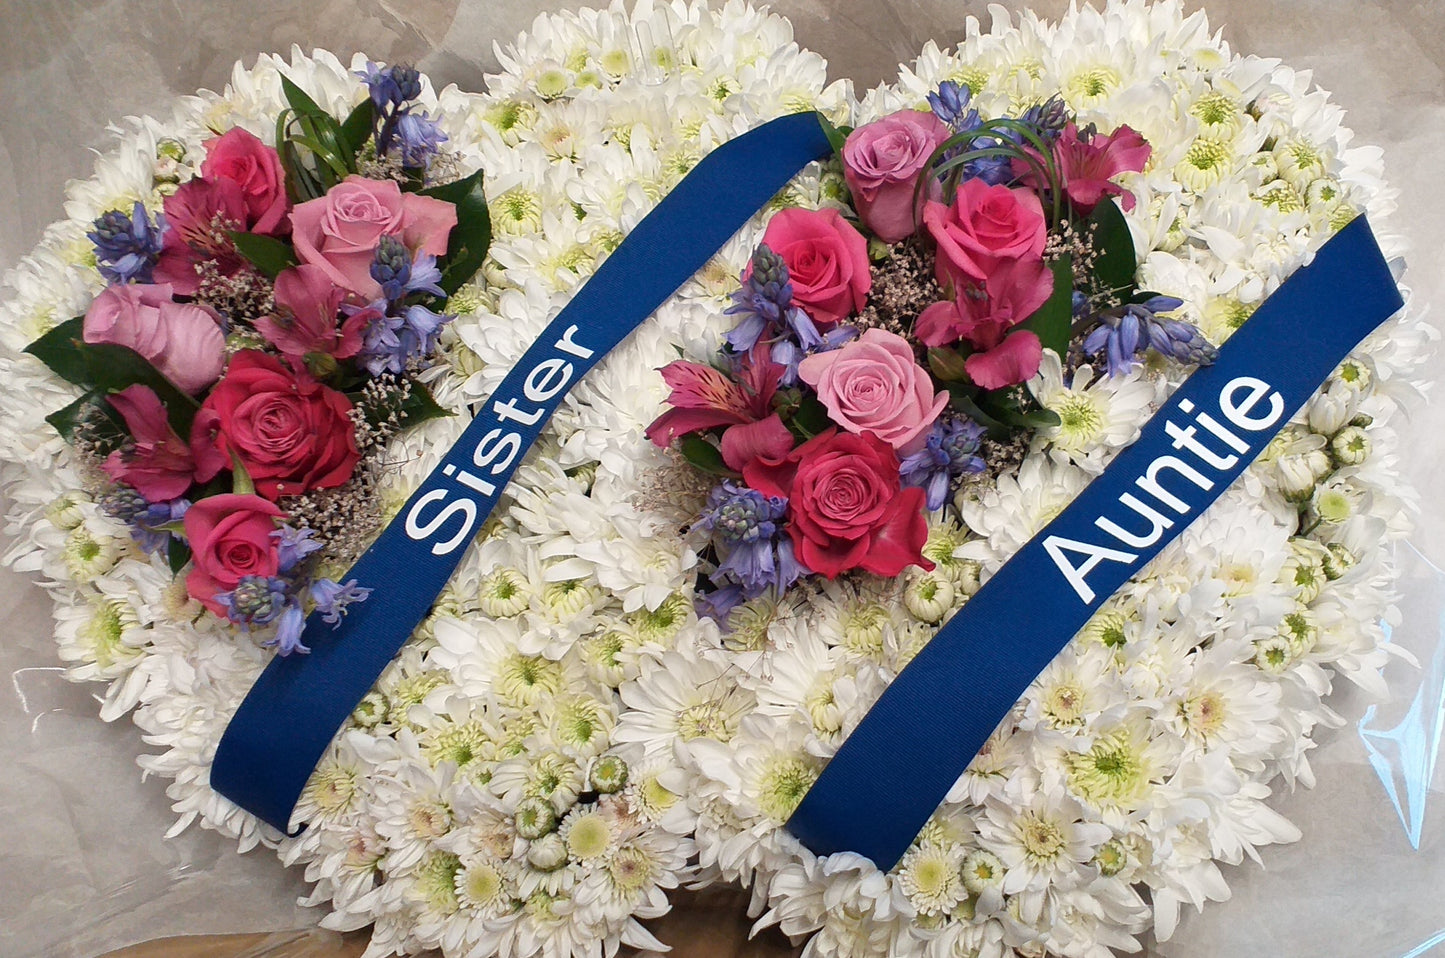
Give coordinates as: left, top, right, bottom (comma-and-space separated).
197, 350, 361, 500
798, 328, 946, 454
1020, 122, 1152, 214
82, 282, 226, 394
255, 265, 367, 362
914, 256, 1055, 351
101, 385, 224, 501
842, 110, 950, 243
290, 175, 457, 299
759, 207, 871, 326
923, 178, 1047, 292
201, 128, 290, 235
183, 493, 284, 616
744, 429, 931, 578
153, 176, 251, 294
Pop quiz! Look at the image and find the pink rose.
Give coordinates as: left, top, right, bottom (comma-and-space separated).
1028, 122, 1152, 214
255, 265, 367, 362
744, 429, 931, 579
153, 177, 251, 294
83, 283, 226, 394
290, 175, 457, 299
914, 256, 1055, 351
759, 207, 871, 326
200, 128, 290, 235
842, 110, 950, 243
101, 385, 225, 501
923, 178, 1047, 291
183, 494, 285, 616
798, 328, 947, 454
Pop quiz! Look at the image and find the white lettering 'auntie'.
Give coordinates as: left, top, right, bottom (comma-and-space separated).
1044, 376, 1285, 603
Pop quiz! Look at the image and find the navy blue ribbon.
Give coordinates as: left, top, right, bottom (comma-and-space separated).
786, 215, 1403, 871
211, 111, 835, 832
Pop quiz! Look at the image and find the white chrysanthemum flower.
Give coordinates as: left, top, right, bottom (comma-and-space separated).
1030, 352, 1159, 472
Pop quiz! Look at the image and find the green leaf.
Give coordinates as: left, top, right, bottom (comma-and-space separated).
24, 317, 90, 386
82, 343, 199, 436
976, 386, 1061, 431
788, 395, 832, 441
228, 231, 298, 279
396, 380, 453, 427
44, 388, 105, 441
230, 451, 256, 496
1018, 256, 1075, 358
926, 345, 972, 383
339, 98, 376, 162
679, 434, 738, 478
420, 170, 492, 296
945, 385, 1008, 437
1088, 199, 1138, 298
813, 112, 851, 157
167, 538, 192, 576
280, 75, 328, 119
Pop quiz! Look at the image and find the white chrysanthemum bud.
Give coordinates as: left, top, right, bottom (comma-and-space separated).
1275, 455, 1317, 503
514, 797, 557, 839
1081, 610, 1129, 649
904, 570, 956, 623
1189, 90, 1243, 140
45, 492, 87, 530
1254, 178, 1304, 213
1278, 540, 1327, 604
1245, 150, 1279, 183
1312, 483, 1356, 524
1305, 176, 1345, 212
479, 568, 531, 617
351, 691, 388, 729
1095, 839, 1129, 877
961, 849, 1006, 894
541, 578, 599, 618
1177, 136, 1235, 192
1331, 426, 1371, 465
63, 526, 120, 581
1253, 634, 1295, 673
590, 755, 629, 794
1335, 358, 1372, 393
1279, 607, 1319, 655
1307, 382, 1357, 436
1323, 542, 1356, 580
1275, 137, 1327, 190
526, 832, 568, 871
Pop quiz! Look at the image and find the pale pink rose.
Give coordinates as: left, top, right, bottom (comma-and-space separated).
759, 207, 871, 326
200, 128, 290, 234
842, 110, 950, 243
83, 283, 226, 395
922, 178, 1046, 291
798, 328, 947, 454
289, 175, 457, 299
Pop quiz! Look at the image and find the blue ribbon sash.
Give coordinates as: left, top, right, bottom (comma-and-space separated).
786, 215, 1404, 871
211, 111, 835, 832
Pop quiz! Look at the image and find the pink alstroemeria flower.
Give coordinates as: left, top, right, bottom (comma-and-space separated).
1018, 122, 1152, 214
645, 348, 793, 471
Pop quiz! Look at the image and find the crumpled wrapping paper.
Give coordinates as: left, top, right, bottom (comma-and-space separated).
2, 1, 1442, 956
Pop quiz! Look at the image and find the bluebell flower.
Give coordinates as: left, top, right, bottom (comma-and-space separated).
266, 601, 310, 656
370, 235, 413, 301
216, 575, 291, 629
350, 298, 455, 375
770, 324, 858, 387
1018, 96, 1070, 139
700, 482, 807, 597
88, 202, 166, 285
272, 523, 324, 574
926, 81, 1011, 184
1082, 296, 1217, 376
724, 244, 797, 352
900, 418, 987, 510
98, 486, 188, 553
697, 584, 747, 624
402, 251, 446, 299
355, 62, 420, 109
394, 111, 448, 169
309, 578, 372, 626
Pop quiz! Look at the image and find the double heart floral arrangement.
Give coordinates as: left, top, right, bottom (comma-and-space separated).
648, 80, 1221, 614
22, 64, 488, 654
0, 2, 1427, 958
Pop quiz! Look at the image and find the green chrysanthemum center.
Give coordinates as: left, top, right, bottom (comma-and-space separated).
416, 852, 462, 914
1016, 812, 1067, 862
424, 722, 493, 775
1191, 91, 1240, 129
677, 700, 737, 743
498, 653, 563, 704
304, 762, 358, 815
758, 756, 818, 822
1055, 394, 1103, 442
565, 813, 613, 860
1068, 730, 1150, 807
1069, 66, 1119, 101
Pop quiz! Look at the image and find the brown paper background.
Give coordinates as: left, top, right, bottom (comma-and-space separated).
2, 2, 1443, 956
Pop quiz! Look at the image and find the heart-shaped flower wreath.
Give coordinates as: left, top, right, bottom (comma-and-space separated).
0, 2, 1427, 957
